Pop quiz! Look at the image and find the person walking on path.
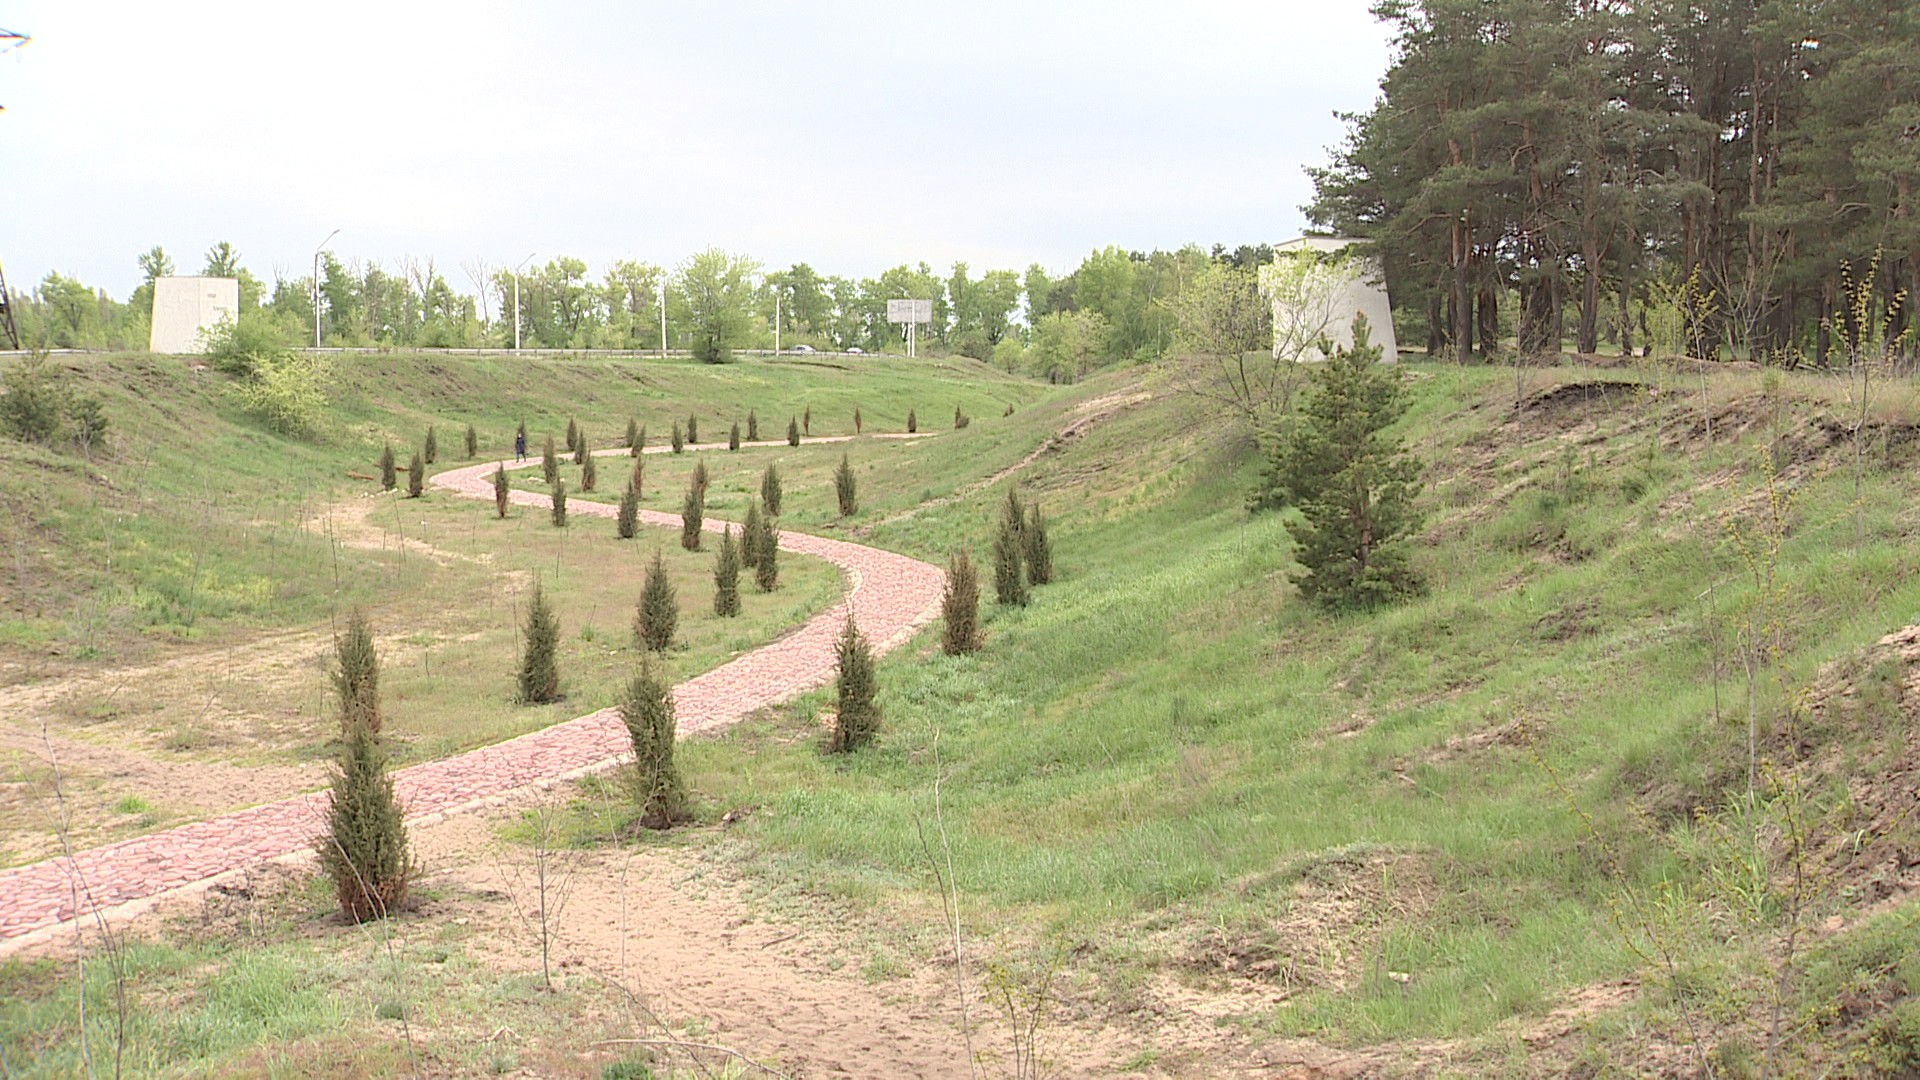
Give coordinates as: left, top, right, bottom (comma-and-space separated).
515, 428, 528, 462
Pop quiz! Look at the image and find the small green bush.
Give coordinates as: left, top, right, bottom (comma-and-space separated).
753, 512, 779, 592
629, 455, 645, 499
464, 423, 478, 459
747, 409, 759, 441
620, 661, 686, 830
581, 451, 597, 492
787, 416, 800, 446
379, 443, 397, 491
686, 414, 699, 446
635, 550, 677, 652
542, 435, 559, 486
803, 404, 812, 435
517, 580, 562, 703
423, 425, 437, 464
493, 464, 510, 518
907, 408, 917, 433
565, 416, 579, 455
231, 352, 330, 438
625, 416, 639, 451
830, 618, 880, 752
854, 405, 863, 434
729, 421, 741, 451
406, 450, 424, 498
741, 499, 765, 569
835, 453, 858, 516
713, 526, 741, 617
671, 420, 685, 454
761, 463, 783, 517
332, 608, 382, 735
941, 550, 983, 655
1024, 504, 1053, 585
550, 478, 568, 527
993, 512, 1028, 607
616, 484, 639, 538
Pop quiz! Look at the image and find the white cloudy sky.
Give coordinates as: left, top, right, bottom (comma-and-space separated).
0, 2, 1390, 298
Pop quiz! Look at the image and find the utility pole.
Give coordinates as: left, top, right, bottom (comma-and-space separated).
659, 279, 668, 356
0, 259, 19, 350
312, 229, 340, 348
513, 252, 536, 351
775, 291, 781, 354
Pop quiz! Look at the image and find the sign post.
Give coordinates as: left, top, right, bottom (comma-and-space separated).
885, 298, 933, 358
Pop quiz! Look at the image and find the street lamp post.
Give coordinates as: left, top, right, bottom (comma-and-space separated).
311, 229, 340, 348
513, 252, 536, 351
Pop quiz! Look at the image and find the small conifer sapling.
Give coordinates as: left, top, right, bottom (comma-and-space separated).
632, 423, 646, 457
550, 477, 568, 527
565, 416, 579, 454
854, 405, 863, 434
379, 443, 397, 491
803, 404, 812, 435
907, 408, 917, 433
318, 606, 413, 921
761, 463, 783, 516
686, 415, 698, 446
621, 662, 686, 829
941, 550, 983, 655
834, 452, 858, 516
1024, 504, 1054, 586
747, 409, 759, 441
407, 450, 425, 498
542, 435, 559, 486
625, 416, 639, 451
713, 526, 741, 617
517, 581, 562, 704
424, 425, 438, 464
680, 475, 704, 551
493, 464, 510, 518
729, 421, 741, 451
464, 423, 478, 459
830, 618, 880, 753
333, 608, 382, 735
753, 514, 779, 592
993, 512, 1029, 607
616, 483, 639, 538
741, 499, 765, 569
581, 450, 597, 492
671, 420, 684, 454
787, 416, 800, 446
635, 550, 678, 652
629, 455, 645, 499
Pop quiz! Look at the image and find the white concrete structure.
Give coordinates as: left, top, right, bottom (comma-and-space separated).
149, 276, 240, 354
1267, 237, 1397, 363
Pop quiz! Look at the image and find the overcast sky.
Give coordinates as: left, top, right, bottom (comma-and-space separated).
0, 2, 1391, 299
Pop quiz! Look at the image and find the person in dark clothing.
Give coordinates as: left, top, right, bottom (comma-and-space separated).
515, 429, 527, 462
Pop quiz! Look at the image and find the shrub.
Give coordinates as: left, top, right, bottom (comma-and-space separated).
1004, 402, 1015, 417
379, 443, 397, 491
625, 416, 639, 451
941, 550, 983, 655
907, 408, 918, 433
573, 425, 587, 466
0, 356, 71, 444
230, 352, 331, 438
203, 312, 293, 378
830, 618, 879, 753
620, 661, 686, 830
803, 404, 812, 435
332, 608, 382, 735
741, 499, 765, 569
747, 409, 759, 441
317, 720, 413, 922
671, 420, 684, 454
517, 580, 562, 703
565, 416, 579, 455
1002, 487, 1027, 547
630, 455, 645, 499
424, 425, 438, 464
616, 484, 639, 538
691, 458, 709, 495
854, 405, 863, 434
407, 450, 425, 498
464, 423, 478, 459
753, 512, 779, 592
713, 526, 741, 617
729, 421, 741, 451
68, 394, 108, 452
761, 463, 783, 516
581, 451, 597, 493
686, 415, 698, 446
1024, 504, 1053, 586
954, 406, 969, 429
550, 478, 568, 527
493, 464, 510, 518
542, 435, 559, 486
787, 416, 800, 446
680, 475, 704, 551
834, 453, 858, 516
635, 549, 677, 652
993, 512, 1029, 606
632, 423, 646, 456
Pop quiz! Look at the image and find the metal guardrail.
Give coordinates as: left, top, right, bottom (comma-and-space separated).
0, 347, 905, 360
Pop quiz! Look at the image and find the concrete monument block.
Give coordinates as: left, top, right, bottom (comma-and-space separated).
149, 276, 241, 354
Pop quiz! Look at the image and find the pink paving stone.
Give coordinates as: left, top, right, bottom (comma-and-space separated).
0, 441, 944, 944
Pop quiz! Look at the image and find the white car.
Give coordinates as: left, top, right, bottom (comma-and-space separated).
789, 344, 814, 353
847, 346, 863, 355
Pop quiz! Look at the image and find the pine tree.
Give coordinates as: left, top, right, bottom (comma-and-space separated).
542, 435, 559, 486
573, 424, 587, 466
1002, 486, 1026, 544
493, 464, 510, 518
630, 455, 645, 499
993, 512, 1029, 607
379, 443, 397, 491
854, 405, 863, 434
1024, 504, 1053, 586
761, 463, 783, 517
1273, 318, 1425, 610
671, 420, 685, 454
941, 550, 983, 655
635, 549, 678, 652
632, 423, 646, 457
753, 512, 779, 592
680, 473, 704, 551
464, 423, 478, 459
729, 421, 741, 451
406, 450, 425, 498
581, 450, 597, 492
332, 608, 382, 735
692, 458, 709, 495
953, 405, 969, 429
424, 425, 438, 464
741, 499, 765, 569
565, 416, 579, 455
713, 525, 741, 617
747, 409, 759, 441
318, 720, 414, 921
616, 483, 639, 538
517, 580, 562, 704
625, 416, 639, 451
550, 477, 568, 527
787, 416, 800, 446
830, 618, 880, 753
803, 404, 812, 435
907, 408, 918, 433
620, 661, 686, 830
834, 452, 858, 516
686, 414, 699, 446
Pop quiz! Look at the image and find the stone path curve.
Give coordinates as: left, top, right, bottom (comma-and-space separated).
0, 436, 946, 949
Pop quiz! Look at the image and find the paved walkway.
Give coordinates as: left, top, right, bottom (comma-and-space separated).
0, 437, 945, 948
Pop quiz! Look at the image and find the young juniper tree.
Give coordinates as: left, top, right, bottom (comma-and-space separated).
620, 661, 686, 830
493, 464, 510, 518
834, 452, 858, 516
542, 435, 560, 486
635, 549, 678, 652
787, 416, 800, 446
752, 512, 779, 592
423, 425, 438, 464
616, 481, 639, 538
941, 549, 983, 655
747, 408, 759, 441
993, 510, 1029, 607
907, 408, 918, 433
691, 458, 709, 495
407, 450, 425, 498
671, 420, 685, 454
1270, 317, 1425, 611
1024, 503, 1053, 586
803, 404, 812, 435
686, 414, 699, 446
517, 580, 562, 704
713, 525, 741, 617
740, 499, 765, 569
629, 455, 645, 499
332, 608, 382, 735
580, 450, 597, 493
573, 426, 588, 466
625, 416, 639, 452
680, 478, 704, 550
550, 477, 568, 527
379, 443, 397, 491
854, 405, 863, 434
318, 715, 414, 921
761, 463, 783, 516
464, 423, 478, 459
565, 416, 579, 456
728, 421, 741, 451
830, 617, 880, 753
632, 423, 646, 457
